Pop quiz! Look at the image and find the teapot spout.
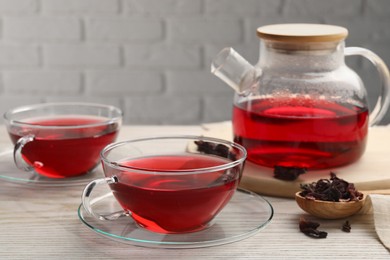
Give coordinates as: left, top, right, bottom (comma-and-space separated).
211, 47, 257, 94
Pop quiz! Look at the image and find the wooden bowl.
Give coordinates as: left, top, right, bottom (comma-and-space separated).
295, 192, 365, 219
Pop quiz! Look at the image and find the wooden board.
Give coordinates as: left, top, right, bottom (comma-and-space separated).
201, 121, 390, 198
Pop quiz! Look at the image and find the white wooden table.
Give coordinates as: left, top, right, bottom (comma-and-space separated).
0, 125, 388, 259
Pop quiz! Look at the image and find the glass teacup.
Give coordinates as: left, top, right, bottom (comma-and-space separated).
3, 102, 122, 178
82, 136, 247, 234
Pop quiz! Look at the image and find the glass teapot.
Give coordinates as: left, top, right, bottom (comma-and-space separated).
212, 23, 390, 170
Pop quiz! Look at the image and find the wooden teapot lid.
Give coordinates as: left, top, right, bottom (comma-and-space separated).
257, 23, 348, 43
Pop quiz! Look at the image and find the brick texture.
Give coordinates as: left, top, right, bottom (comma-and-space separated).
283, 0, 364, 17
3, 71, 81, 95
4, 17, 81, 42
44, 44, 120, 67
86, 70, 163, 96
124, 44, 201, 68
0, 0, 389, 125
168, 18, 243, 44
123, 0, 202, 15
85, 18, 163, 42
124, 96, 201, 124
205, 0, 281, 15
41, 0, 119, 14
0, 44, 40, 67
0, 0, 37, 14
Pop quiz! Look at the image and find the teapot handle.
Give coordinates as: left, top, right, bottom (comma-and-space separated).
345, 47, 390, 126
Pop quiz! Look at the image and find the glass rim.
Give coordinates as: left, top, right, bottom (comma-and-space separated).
100, 135, 247, 175
3, 102, 123, 129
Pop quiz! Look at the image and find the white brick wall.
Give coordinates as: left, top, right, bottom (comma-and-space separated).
0, 44, 40, 67
3, 71, 81, 95
41, 0, 119, 14
85, 18, 163, 41
283, 0, 364, 17
44, 44, 120, 67
123, 0, 201, 14
0, 0, 389, 125
86, 70, 163, 96
0, 0, 37, 14
4, 17, 81, 41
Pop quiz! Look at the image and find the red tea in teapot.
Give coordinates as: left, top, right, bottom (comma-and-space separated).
212, 24, 390, 170
233, 97, 369, 169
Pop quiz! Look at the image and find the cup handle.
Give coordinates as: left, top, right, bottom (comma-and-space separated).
13, 134, 35, 172
81, 176, 121, 220
345, 47, 390, 126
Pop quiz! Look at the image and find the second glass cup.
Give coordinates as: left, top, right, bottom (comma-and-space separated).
3, 102, 122, 178
82, 136, 247, 234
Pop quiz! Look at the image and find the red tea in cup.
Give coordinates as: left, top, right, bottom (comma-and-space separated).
8, 116, 119, 178
4, 103, 122, 178
82, 136, 247, 234
108, 154, 237, 233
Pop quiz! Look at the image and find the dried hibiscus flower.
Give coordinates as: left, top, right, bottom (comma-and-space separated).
273, 166, 307, 181
299, 217, 328, 239
342, 220, 351, 233
194, 140, 236, 160
299, 172, 363, 202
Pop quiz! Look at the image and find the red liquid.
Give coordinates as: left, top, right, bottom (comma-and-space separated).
9, 116, 119, 178
106, 154, 240, 234
233, 98, 369, 169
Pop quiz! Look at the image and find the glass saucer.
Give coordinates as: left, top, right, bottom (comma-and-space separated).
78, 188, 274, 249
0, 149, 104, 186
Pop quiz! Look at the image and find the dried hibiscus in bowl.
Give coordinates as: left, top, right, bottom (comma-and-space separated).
299, 172, 363, 202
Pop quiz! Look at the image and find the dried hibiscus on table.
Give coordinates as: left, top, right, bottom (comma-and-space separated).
299, 172, 363, 202
299, 217, 328, 239
342, 220, 351, 233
